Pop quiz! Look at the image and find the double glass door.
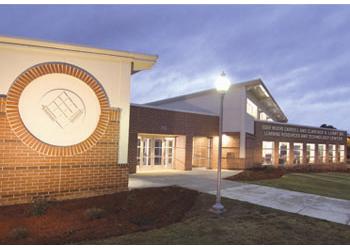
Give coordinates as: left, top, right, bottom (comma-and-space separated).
137, 136, 175, 170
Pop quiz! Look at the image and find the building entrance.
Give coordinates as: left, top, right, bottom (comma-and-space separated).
137, 135, 175, 170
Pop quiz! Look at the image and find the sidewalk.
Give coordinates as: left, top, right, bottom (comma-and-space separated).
129, 168, 350, 225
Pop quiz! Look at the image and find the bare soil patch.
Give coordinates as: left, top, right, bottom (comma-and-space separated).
90, 193, 350, 244
0, 186, 198, 244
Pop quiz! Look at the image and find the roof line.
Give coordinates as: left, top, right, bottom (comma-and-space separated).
253, 78, 288, 122
0, 35, 158, 62
145, 79, 262, 106
131, 103, 218, 117
145, 78, 288, 122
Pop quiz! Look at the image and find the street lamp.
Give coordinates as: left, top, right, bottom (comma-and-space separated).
211, 71, 230, 214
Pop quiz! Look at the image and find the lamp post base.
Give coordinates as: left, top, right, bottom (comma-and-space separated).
210, 202, 225, 214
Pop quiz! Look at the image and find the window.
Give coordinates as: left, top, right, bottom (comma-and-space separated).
142, 138, 151, 166
138, 137, 175, 168
306, 143, 315, 163
246, 98, 258, 119
137, 137, 141, 165
259, 112, 268, 121
154, 139, 163, 165
328, 144, 336, 163
164, 138, 175, 167
278, 142, 290, 165
318, 144, 326, 163
293, 143, 303, 164
262, 141, 274, 165
339, 145, 345, 163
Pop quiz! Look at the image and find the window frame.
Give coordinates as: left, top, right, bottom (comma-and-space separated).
306, 143, 316, 164
262, 141, 275, 166
278, 142, 290, 166
293, 143, 303, 165
318, 144, 326, 163
246, 98, 258, 119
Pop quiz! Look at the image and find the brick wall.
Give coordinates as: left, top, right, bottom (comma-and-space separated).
128, 105, 219, 173
209, 132, 252, 170
129, 105, 263, 171
245, 133, 260, 168
254, 120, 348, 167
0, 95, 128, 206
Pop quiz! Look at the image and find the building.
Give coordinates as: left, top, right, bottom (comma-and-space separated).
0, 36, 157, 205
128, 79, 347, 173
0, 35, 347, 206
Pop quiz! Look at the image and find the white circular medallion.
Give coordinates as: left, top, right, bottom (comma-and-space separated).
18, 73, 101, 146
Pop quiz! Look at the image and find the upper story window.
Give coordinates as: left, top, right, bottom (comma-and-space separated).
246, 98, 258, 119
260, 112, 270, 121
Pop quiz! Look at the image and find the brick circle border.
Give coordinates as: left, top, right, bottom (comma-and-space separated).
6, 62, 110, 157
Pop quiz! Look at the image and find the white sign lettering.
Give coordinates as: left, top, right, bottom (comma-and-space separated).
261, 124, 345, 142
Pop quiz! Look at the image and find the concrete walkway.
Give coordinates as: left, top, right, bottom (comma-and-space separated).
129, 168, 350, 225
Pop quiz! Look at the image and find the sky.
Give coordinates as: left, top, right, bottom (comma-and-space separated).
0, 4, 349, 132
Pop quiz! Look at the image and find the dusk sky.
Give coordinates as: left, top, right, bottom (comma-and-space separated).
0, 5, 349, 132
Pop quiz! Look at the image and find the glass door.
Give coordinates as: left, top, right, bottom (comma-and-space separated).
164, 138, 175, 168
142, 138, 151, 166
137, 135, 175, 170
153, 139, 163, 166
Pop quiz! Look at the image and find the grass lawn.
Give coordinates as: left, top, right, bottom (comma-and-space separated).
87, 192, 350, 244
247, 172, 350, 200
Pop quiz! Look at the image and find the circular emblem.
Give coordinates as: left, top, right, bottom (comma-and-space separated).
6, 63, 110, 156
40, 89, 86, 130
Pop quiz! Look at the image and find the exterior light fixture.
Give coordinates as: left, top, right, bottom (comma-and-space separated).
211, 71, 230, 214
215, 71, 231, 92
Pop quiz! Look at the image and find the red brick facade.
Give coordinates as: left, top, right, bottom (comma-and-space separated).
0, 94, 128, 206
254, 121, 347, 167
128, 105, 219, 173
128, 105, 348, 173
128, 105, 258, 172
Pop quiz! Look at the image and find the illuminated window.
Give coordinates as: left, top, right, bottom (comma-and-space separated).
279, 142, 290, 165
246, 98, 258, 119
259, 112, 267, 121
164, 138, 175, 167
306, 143, 315, 163
262, 141, 274, 165
293, 143, 303, 164
339, 145, 345, 163
328, 144, 336, 163
154, 139, 163, 165
318, 144, 326, 163
142, 138, 151, 166
137, 137, 141, 165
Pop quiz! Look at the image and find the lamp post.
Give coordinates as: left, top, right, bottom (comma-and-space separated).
211, 71, 230, 214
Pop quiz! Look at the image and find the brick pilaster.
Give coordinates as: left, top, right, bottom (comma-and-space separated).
0, 95, 5, 113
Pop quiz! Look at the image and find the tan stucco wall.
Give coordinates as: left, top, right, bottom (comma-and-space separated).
0, 43, 132, 163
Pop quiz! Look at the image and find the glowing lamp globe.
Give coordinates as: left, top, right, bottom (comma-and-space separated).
215, 72, 231, 93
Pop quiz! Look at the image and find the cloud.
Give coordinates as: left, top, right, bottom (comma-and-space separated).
0, 5, 349, 132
